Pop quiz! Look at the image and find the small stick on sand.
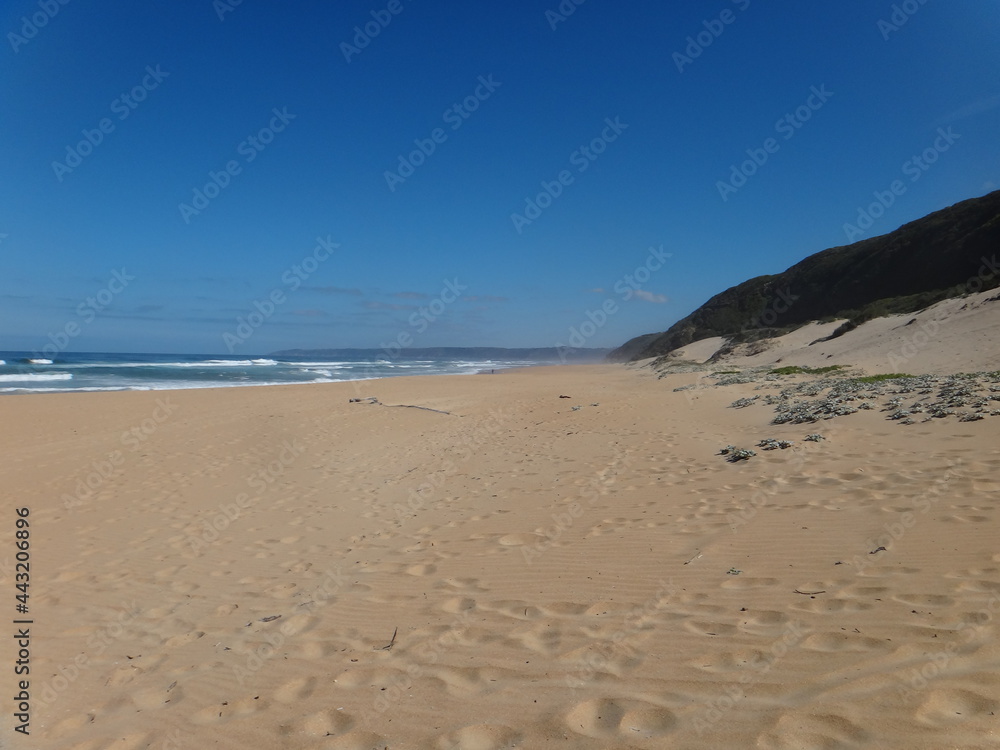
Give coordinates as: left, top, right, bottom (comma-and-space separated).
793, 589, 826, 595
382, 403, 459, 416
377, 627, 398, 651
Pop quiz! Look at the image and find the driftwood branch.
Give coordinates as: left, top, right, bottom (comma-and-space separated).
350, 397, 460, 416
382, 403, 458, 416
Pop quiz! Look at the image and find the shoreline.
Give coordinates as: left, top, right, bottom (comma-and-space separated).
0, 358, 601, 397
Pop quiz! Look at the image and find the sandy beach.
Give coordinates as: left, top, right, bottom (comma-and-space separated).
4, 362, 1000, 749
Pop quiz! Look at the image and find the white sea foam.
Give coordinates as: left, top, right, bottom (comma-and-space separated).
289, 361, 352, 367
26, 358, 53, 364
109, 360, 271, 368
0, 372, 72, 382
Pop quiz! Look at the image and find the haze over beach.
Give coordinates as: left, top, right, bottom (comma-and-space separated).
2, 1, 1000, 748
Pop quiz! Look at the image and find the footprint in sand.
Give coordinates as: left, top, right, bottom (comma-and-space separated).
684, 620, 738, 637
441, 596, 478, 613
757, 712, 869, 749
800, 632, 889, 653
318, 730, 388, 750
63, 733, 152, 750
739, 610, 792, 634
48, 713, 96, 740
162, 630, 206, 648
190, 694, 268, 725
297, 708, 354, 736
792, 597, 873, 614
498, 532, 547, 547
437, 577, 488, 593
405, 563, 437, 576
892, 593, 955, 606
513, 621, 562, 654
540, 601, 590, 617
436, 724, 522, 749
52, 569, 87, 582
561, 642, 642, 674
263, 581, 298, 598
289, 639, 345, 659
689, 647, 772, 673
914, 687, 999, 726
565, 697, 676, 740
956, 579, 1000, 593
481, 600, 541, 619
273, 676, 317, 703
131, 682, 183, 710
169, 580, 199, 594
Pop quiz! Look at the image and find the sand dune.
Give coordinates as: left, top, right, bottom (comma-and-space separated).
3, 363, 999, 748
665, 287, 1000, 375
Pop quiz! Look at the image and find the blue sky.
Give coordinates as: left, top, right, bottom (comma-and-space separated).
1, 0, 998, 354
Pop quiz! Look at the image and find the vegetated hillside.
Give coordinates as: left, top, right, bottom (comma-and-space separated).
609, 190, 1000, 363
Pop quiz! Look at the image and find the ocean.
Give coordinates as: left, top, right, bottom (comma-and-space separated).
0, 352, 555, 394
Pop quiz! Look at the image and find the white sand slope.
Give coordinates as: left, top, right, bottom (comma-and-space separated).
663, 288, 1000, 375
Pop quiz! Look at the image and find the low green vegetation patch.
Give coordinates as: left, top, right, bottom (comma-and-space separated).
770, 365, 845, 376
852, 373, 915, 383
